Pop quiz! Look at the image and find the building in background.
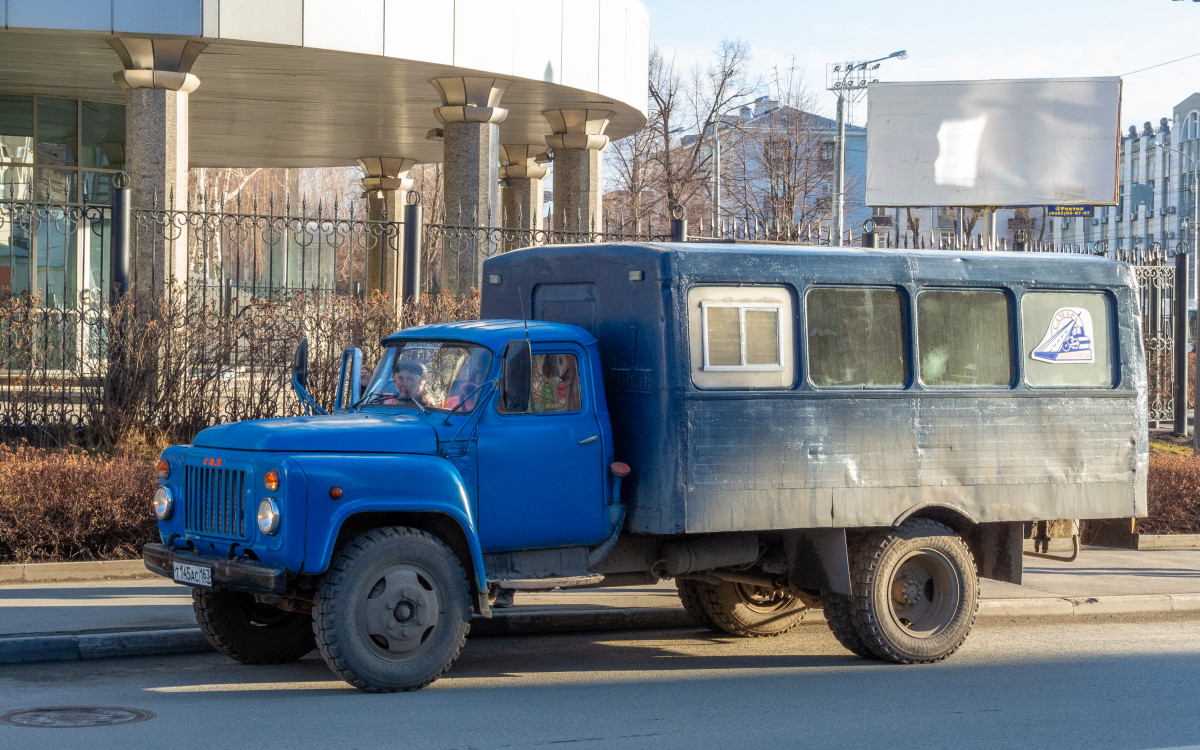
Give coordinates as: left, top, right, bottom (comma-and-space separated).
0, 0, 650, 302
678, 95, 868, 238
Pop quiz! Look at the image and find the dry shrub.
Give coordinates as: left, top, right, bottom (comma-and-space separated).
0, 443, 156, 563
1142, 446, 1200, 535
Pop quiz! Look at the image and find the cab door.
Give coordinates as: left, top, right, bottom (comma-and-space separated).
475, 345, 608, 552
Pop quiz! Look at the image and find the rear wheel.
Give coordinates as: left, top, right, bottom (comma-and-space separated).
193, 588, 315, 664
694, 580, 806, 637
821, 591, 876, 659
849, 519, 978, 664
314, 526, 472, 692
675, 579, 721, 632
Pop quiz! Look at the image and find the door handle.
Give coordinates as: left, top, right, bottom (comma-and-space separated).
578, 435, 598, 445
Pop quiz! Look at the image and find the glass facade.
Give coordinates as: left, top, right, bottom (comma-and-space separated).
0, 94, 124, 304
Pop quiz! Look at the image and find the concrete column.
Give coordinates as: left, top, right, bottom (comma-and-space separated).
356, 157, 415, 303
109, 38, 205, 295
544, 109, 611, 233
499, 144, 547, 240
431, 77, 511, 296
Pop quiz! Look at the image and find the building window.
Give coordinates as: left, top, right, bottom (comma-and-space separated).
917, 289, 1012, 387
806, 287, 906, 387
0, 94, 125, 305
820, 142, 834, 161
688, 286, 794, 388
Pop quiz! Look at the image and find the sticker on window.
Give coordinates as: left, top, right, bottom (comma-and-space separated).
1031, 308, 1094, 364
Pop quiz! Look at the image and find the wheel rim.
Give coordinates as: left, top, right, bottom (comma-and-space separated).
356, 563, 445, 662
886, 549, 961, 637
735, 583, 795, 613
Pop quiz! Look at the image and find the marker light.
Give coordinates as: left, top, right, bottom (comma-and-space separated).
156, 460, 170, 479
263, 470, 280, 492
153, 487, 174, 520
257, 499, 281, 535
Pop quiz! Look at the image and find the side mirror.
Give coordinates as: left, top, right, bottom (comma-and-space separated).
292, 338, 309, 393
334, 345, 363, 411
291, 338, 327, 415
501, 340, 532, 413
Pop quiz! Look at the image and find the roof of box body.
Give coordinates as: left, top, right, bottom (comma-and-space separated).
483, 242, 1135, 289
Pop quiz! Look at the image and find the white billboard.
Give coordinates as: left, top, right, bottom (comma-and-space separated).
865, 77, 1121, 207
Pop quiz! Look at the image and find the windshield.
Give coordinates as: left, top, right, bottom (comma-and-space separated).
359, 341, 494, 413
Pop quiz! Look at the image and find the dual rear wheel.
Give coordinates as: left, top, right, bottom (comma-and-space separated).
830, 519, 978, 663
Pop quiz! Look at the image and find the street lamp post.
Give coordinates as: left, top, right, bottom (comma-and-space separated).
827, 50, 907, 246
1152, 138, 1200, 449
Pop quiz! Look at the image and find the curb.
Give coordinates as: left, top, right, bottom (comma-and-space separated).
0, 560, 153, 585
4, 593, 1198, 666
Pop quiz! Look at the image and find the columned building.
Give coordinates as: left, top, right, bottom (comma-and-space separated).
0, 0, 650, 299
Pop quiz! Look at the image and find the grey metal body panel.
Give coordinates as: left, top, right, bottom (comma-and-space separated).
481, 243, 1148, 536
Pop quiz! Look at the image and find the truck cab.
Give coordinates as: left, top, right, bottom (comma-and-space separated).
144, 319, 623, 691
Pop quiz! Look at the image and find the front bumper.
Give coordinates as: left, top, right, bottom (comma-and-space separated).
143, 543, 288, 597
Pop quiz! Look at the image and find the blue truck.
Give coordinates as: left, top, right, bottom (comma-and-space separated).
144, 242, 1147, 691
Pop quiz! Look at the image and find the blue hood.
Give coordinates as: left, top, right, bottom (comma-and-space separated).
192, 412, 438, 454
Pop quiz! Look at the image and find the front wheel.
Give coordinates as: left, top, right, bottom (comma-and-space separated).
313, 527, 472, 692
193, 588, 315, 664
849, 519, 978, 664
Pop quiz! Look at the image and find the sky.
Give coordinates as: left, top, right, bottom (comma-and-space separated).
641, 0, 1200, 131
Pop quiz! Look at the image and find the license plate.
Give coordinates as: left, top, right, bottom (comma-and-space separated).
173, 561, 213, 588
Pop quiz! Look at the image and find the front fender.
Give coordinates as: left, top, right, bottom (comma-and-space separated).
293, 454, 486, 594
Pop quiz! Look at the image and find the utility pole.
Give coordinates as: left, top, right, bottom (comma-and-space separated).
827, 50, 907, 246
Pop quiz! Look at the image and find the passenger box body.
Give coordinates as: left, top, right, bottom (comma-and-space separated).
481, 243, 1148, 536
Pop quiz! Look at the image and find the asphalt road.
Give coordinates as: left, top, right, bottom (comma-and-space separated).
1, 613, 1199, 750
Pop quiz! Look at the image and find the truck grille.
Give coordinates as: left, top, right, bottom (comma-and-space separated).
184, 465, 247, 538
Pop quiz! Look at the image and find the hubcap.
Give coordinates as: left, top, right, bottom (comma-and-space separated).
886, 549, 960, 637
357, 565, 443, 659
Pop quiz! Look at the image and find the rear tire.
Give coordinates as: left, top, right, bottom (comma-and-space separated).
675, 579, 722, 632
314, 527, 472, 692
193, 588, 315, 664
694, 580, 806, 637
849, 519, 978, 664
821, 591, 876, 659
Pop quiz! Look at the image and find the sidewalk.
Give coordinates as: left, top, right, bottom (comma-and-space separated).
1, 547, 1197, 665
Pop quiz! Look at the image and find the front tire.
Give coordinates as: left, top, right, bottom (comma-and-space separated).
849, 519, 978, 664
193, 588, 315, 664
313, 527, 472, 692
692, 579, 806, 637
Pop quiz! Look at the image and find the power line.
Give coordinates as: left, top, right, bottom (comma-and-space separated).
1121, 50, 1200, 76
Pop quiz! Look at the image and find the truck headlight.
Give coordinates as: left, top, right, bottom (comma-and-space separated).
153, 487, 174, 520
257, 498, 281, 535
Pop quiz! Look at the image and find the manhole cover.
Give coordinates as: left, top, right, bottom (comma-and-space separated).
0, 707, 155, 728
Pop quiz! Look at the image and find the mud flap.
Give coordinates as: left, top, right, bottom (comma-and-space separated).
784, 529, 853, 596
968, 521, 1023, 585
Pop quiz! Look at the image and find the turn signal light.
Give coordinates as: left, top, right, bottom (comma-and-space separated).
264, 470, 280, 492
156, 460, 170, 479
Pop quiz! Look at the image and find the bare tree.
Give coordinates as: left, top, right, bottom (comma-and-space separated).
605, 41, 758, 233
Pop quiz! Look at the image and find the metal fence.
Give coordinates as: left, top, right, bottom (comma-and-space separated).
0, 188, 1193, 442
